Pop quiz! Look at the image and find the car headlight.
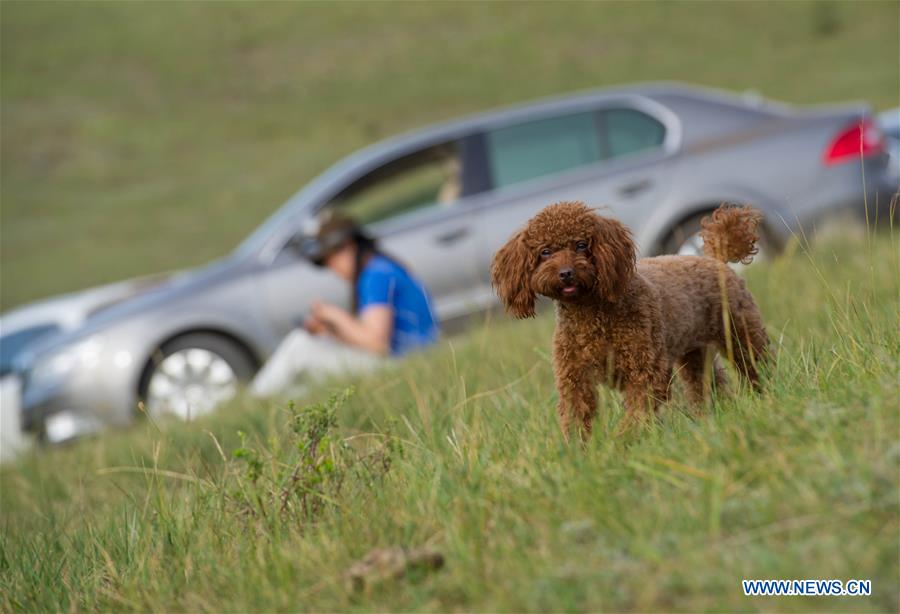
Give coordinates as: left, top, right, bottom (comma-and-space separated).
28, 336, 103, 389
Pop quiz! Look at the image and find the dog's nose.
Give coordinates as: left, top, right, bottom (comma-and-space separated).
559, 268, 574, 283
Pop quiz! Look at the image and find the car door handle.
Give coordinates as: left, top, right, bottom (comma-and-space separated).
618, 179, 653, 197
435, 226, 470, 245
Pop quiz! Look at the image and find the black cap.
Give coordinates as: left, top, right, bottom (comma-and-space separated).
299, 211, 362, 266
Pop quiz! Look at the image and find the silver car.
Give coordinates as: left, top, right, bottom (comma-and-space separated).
13, 82, 896, 440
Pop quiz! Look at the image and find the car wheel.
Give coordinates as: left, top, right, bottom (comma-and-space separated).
661, 212, 772, 264
141, 334, 255, 421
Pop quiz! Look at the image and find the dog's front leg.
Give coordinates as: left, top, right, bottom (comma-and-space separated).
623, 382, 653, 417
622, 368, 667, 423
554, 362, 598, 443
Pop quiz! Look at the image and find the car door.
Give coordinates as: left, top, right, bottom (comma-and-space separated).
255, 138, 483, 344
254, 239, 347, 352
471, 102, 677, 284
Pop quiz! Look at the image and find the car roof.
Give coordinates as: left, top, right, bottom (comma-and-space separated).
309, 81, 801, 198
240, 81, 779, 256
340, 81, 776, 161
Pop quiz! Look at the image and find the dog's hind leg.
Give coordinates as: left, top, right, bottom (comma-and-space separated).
676, 350, 706, 405
728, 309, 769, 391
677, 347, 728, 405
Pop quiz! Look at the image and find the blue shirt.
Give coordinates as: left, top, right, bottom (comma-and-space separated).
357, 255, 439, 356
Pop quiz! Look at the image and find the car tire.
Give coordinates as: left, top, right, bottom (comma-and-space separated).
139, 333, 256, 421
660, 211, 774, 262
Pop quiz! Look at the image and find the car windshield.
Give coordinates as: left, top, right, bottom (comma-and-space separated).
234, 154, 364, 258
233, 139, 413, 258
0, 324, 61, 376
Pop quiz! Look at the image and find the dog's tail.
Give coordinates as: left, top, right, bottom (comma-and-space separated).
700, 204, 763, 265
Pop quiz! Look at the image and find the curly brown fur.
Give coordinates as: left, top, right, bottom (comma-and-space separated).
491, 201, 770, 442
700, 204, 762, 264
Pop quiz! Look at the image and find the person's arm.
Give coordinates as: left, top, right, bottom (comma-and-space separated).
312, 302, 392, 356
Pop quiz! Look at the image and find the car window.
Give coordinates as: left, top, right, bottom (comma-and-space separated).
485, 112, 601, 189
0, 324, 60, 376
329, 143, 461, 225
603, 108, 666, 159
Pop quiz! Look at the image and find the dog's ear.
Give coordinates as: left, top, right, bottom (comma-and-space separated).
590, 215, 636, 302
491, 230, 536, 318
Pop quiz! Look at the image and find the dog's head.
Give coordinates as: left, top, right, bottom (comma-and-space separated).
490, 202, 636, 318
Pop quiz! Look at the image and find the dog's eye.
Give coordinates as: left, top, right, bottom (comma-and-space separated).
540, 248, 553, 258
575, 241, 588, 253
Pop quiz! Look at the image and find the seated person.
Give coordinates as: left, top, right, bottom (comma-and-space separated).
251, 211, 439, 397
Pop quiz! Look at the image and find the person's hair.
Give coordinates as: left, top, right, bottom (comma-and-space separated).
349, 232, 407, 313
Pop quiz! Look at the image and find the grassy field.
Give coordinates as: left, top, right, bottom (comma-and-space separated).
2, 0, 899, 309
1, 231, 898, 611
2, 2, 899, 611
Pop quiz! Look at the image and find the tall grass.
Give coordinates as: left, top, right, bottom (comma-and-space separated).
1, 231, 897, 612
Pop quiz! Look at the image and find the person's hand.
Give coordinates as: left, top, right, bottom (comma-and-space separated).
310, 301, 347, 328
303, 313, 328, 335
308, 301, 393, 355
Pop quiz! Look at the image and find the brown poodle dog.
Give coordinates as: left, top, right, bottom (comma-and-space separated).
491, 202, 769, 441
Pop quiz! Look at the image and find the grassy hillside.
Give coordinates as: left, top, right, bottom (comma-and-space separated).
2, 233, 898, 612
1, 1, 898, 309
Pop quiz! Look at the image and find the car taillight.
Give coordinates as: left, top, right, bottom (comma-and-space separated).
823, 118, 885, 165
